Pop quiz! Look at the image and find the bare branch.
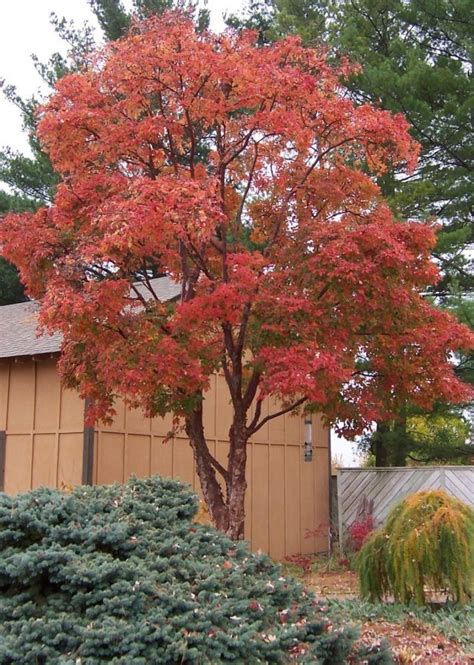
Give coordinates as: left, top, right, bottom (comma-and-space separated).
249, 396, 308, 435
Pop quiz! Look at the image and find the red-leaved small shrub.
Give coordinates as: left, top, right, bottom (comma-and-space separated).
284, 553, 313, 573
347, 513, 374, 551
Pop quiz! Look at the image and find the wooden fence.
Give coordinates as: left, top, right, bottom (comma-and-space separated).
337, 466, 474, 542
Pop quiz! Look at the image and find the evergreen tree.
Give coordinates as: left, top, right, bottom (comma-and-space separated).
233, 0, 474, 465
0, 0, 208, 304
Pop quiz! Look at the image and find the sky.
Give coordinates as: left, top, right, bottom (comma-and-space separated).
0, 0, 361, 466
0, 0, 243, 153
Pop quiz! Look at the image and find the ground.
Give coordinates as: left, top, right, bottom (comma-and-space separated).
283, 560, 474, 664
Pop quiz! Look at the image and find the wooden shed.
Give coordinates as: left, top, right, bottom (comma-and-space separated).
0, 279, 331, 558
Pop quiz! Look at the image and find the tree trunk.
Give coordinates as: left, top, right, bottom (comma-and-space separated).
185, 400, 250, 541
185, 404, 229, 533
225, 419, 248, 540
374, 422, 389, 466
391, 418, 409, 467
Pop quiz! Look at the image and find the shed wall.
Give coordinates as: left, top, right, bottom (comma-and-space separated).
0, 359, 84, 493
94, 374, 330, 558
0, 360, 330, 558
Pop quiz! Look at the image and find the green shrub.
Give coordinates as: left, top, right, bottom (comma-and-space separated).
0, 476, 388, 664
358, 490, 474, 605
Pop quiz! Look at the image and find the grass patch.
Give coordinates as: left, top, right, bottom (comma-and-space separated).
323, 598, 474, 648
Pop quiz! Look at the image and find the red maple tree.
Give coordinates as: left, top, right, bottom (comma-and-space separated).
1, 13, 472, 538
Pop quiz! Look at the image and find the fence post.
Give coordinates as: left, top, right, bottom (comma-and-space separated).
337, 469, 344, 552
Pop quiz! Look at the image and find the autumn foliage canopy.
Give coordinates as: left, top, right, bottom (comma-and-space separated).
1, 12, 472, 535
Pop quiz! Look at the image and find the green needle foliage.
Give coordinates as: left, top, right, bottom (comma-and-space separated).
0, 1, 210, 305
0, 476, 389, 664
230, 0, 474, 465
358, 490, 474, 606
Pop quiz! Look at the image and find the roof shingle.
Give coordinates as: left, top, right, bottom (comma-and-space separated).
0, 276, 181, 360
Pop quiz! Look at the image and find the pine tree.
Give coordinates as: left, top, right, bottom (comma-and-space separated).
0, 0, 209, 304
234, 0, 474, 464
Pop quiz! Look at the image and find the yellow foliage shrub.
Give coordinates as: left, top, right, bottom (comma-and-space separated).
358, 490, 473, 605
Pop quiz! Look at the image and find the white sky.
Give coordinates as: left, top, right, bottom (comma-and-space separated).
0, 0, 360, 466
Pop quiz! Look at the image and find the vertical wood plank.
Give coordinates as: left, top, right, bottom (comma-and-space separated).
58, 433, 84, 488
0, 431, 6, 492
7, 363, 34, 432
32, 433, 58, 488
252, 444, 269, 553
4, 434, 33, 493
284, 445, 301, 556
0, 364, 10, 430
151, 437, 173, 478
125, 434, 151, 479
268, 445, 285, 559
95, 432, 125, 484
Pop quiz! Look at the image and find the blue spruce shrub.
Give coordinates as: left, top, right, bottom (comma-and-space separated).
0, 476, 390, 663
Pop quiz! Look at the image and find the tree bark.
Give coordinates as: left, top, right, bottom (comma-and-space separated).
225, 419, 248, 540
391, 418, 409, 467
185, 403, 229, 533
374, 422, 390, 466
185, 396, 250, 540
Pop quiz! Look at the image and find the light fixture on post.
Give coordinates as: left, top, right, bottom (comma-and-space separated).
304, 414, 313, 462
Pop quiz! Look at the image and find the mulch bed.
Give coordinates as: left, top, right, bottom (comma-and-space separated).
302, 570, 473, 664
357, 618, 472, 664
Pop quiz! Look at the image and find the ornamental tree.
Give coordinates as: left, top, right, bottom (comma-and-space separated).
1, 12, 472, 539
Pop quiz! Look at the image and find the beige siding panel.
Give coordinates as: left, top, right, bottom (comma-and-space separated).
126, 406, 152, 434
57, 433, 83, 488
285, 445, 301, 555
60, 386, 84, 431
284, 412, 301, 446
151, 411, 173, 437
268, 398, 285, 444
112, 398, 126, 432
300, 455, 316, 554
96, 432, 125, 484
314, 416, 328, 448
151, 437, 173, 478
125, 434, 151, 479
268, 445, 285, 560
202, 378, 216, 438
312, 448, 329, 527
0, 364, 10, 430
252, 444, 269, 553
313, 447, 330, 552
4, 434, 33, 493
215, 376, 232, 440
32, 433, 58, 488
172, 438, 194, 487
7, 363, 35, 432
243, 444, 252, 543
35, 361, 61, 431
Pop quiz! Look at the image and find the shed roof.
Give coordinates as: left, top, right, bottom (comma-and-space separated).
0, 276, 181, 360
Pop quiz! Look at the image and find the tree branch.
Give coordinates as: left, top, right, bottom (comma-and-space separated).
248, 396, 308, 436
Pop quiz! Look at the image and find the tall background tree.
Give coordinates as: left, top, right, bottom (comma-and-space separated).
0, 0, 209, 304
230, 0, 474, 465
